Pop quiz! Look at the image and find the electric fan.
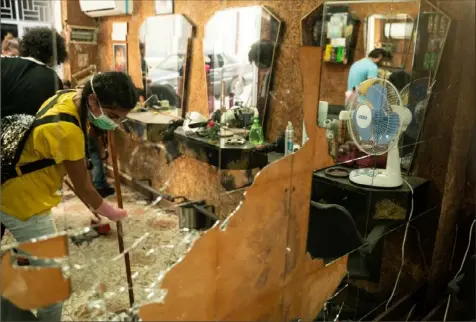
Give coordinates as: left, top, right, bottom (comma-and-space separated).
346, 78, 412, 188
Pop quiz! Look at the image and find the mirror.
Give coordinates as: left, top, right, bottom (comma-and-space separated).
365, 14, 414, 71
302, 0, 450, 171
406, 1, 451, 170
300, 4, 452, 318
203, 6, 282, 131
139, 14, 194, 115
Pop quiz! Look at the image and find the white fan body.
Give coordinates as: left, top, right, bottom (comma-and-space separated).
349, 140, 403, 188
348, 82, 412, 188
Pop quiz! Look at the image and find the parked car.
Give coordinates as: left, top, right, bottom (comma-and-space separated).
204, 51, 253, 98
148, 52, 253, 98
147, 53, 185, 91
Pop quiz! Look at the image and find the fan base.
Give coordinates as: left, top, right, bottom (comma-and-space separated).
349, 168, 403, 188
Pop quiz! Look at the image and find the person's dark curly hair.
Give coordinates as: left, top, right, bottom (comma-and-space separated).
81, 72, 138, 113
19, 27, 67, 65
248, 40, 276, 69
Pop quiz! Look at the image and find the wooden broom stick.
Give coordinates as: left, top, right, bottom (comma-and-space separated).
108, 131, 135, 307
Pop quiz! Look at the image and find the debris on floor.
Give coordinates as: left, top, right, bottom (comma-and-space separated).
1, 183, 202, 321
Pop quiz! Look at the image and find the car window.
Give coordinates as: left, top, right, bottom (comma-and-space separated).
158, 54, 184, 71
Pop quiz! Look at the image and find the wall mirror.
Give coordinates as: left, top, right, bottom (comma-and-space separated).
365, 14, 414, 70
139, 14, 194, 116
203, 6, 282, 132
302, 0, 450, 172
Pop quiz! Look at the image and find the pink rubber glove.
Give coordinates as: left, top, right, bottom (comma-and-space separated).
95, 201, 127, 222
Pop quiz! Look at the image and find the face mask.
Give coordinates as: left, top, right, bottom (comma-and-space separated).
88, 106, 118, 130
88, 76, 119, 130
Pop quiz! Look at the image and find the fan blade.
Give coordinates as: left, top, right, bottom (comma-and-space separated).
373, 111, 400, 145
353, 108, 372, 141
367, 84, 388, 111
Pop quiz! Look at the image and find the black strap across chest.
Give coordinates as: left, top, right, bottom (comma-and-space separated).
13, 90, 80, 178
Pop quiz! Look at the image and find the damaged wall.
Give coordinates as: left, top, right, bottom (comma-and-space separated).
96, 0, 335, 142
94, 0, 335, 214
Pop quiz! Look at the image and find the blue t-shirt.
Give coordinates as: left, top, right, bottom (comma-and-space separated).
347, 58, 378, 91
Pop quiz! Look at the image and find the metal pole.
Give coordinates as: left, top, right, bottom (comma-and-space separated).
108, 131, 135, 307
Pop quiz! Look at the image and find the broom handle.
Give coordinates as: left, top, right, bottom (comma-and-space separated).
108, 131, 135, 307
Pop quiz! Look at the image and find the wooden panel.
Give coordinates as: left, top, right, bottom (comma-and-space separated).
0, 235, 70, 309
425, 0, 476, 299
138, 46, 347, 321
16, 234, 69, 259
61, 0, 98, 81
1, 251, 71, 310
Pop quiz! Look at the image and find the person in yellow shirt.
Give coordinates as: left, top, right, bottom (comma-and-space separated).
0, 72, 138, 321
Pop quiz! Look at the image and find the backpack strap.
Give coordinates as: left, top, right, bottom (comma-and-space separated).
35, 89, 76, 119
11, 91, 81, 179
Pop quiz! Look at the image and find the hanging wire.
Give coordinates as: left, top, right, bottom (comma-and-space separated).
443, 219, 476, 322
385, 179, 414, 310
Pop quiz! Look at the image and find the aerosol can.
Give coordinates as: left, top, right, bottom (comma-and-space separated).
285, 121, 294, 156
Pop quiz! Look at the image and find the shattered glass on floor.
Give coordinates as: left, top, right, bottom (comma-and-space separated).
1, 183, 201, 321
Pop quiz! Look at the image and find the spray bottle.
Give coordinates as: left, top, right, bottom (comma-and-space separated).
285, 121, 294, 156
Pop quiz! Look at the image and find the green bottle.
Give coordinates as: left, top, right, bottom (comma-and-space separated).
423, 52, 431, 69
249, 117, 264, 145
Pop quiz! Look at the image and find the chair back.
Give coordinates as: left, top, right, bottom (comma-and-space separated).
307, 201, 365, 260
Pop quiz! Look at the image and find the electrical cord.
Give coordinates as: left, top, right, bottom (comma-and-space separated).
385, 178, 414, 310
443, 219, 476, 322
409, 224, 429, 274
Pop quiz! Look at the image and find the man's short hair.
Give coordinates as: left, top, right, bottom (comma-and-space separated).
368, 48, 391, 60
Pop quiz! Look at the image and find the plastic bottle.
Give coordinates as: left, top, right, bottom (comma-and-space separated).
285, 121, 294, 156
324, 44, 332, 62
249, 117, 264, 145
336, 46, 343, 62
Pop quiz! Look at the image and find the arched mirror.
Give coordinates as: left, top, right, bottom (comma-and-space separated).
203, 6, 282, 133
139, 14, 194, 116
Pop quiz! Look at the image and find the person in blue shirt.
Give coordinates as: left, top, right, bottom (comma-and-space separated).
346, 48, 390, 100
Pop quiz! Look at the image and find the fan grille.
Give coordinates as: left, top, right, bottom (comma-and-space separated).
400, 77, 430, 139
347, 78, 403, 155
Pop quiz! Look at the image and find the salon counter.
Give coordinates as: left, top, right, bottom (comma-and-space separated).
174, 127, 271, 170
123, 111, 181, 142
